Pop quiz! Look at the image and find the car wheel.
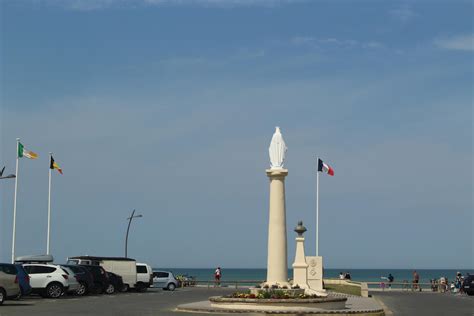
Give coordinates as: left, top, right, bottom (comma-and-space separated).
105, 283, 115, 294
0, 288, 5, 305
136, 283, 147, 292
167, 283, 176, 291
76, 283, 87, 296
46, 283, 63, 298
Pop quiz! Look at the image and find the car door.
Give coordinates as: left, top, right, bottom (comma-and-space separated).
154, 272, 169, 288
24, 265, 56, 289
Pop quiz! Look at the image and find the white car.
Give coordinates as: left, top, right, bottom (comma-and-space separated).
136, 263, 153, 292
23, 264, 78, 298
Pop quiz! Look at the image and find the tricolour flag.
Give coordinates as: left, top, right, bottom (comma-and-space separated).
318, 158, 334, 176
50, 156, 63, 175
18, 143, 38, 159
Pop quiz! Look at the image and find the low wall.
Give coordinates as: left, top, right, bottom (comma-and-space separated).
324, 279, 368, 297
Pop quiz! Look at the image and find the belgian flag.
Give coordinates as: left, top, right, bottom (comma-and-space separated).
50, 156, 63, 175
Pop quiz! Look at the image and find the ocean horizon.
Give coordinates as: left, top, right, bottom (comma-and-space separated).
156, 268, 474, 284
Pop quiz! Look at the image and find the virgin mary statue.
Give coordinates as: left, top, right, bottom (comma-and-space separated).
268, 127, 287, 169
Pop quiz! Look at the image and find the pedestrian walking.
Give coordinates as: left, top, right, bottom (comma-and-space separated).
214, 267, 222, 287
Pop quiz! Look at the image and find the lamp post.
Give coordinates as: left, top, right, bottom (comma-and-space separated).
125, 209, 142, 258
0, 166, 15, 180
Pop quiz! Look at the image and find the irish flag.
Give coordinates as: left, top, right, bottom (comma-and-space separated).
18, 143, 38, 159
318, 158, 334, 176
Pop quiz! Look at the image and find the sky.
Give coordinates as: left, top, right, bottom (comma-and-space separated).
0, 0, 472, 270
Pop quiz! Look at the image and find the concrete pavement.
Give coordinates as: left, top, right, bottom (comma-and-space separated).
372, 291, 474, 316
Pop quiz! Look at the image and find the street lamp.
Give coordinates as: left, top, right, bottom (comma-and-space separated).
0, 166, 15, 180
125, 209, 142, 258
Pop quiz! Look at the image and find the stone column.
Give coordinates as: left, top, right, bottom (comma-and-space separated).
265, 168, 289, 286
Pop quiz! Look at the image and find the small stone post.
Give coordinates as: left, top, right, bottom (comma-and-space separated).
292, 221, 309, 288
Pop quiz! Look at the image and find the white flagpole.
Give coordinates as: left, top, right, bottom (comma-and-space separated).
316, 158, 320, 257
47, 152, 52, 255
11, 138, 20, 263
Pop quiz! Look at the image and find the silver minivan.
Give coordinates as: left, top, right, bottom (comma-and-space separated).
0, 264, 21, 305
152, 271, 178, 291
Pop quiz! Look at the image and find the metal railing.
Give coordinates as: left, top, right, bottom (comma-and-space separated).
364, 281, 438, 291
178, 279, 264, 289
176, 278, 449, 293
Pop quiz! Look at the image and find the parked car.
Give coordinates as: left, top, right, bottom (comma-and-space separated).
0, 263, 21, 305
78, 265, 110, 294
136, 263, 153, 292
463, 275, 474, 296
14, 264, 31, 296
22, 264, 72, 298
68, 256, 137, 292
60, 266, 81, 295
61, 265, 94, 296
153, 271, 178, 291
105, 272, 124, 294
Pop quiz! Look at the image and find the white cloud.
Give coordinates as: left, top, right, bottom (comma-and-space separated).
434, 34, 474, 52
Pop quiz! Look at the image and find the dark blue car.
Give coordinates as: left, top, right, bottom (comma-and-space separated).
14, 264, 32, 296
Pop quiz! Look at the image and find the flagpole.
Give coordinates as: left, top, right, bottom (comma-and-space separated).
47, 152, 52, 255
316, 157, 320, 257
11, 138, 20, 263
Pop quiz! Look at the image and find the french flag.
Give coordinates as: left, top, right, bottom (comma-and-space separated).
318, 158, 334, 176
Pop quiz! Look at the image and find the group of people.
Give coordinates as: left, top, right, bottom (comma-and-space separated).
432, 272, 467, 294
338, 271, 352, 280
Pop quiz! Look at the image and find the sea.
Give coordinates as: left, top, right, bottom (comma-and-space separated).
158, 268, 474, 284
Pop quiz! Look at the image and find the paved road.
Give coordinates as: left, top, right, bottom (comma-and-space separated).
1, 287, 472, 315
373, 291, 474, 316
0, 287, 236, 316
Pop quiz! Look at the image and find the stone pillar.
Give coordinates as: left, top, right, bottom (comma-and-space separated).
265, 168, 289, 286
292, 221, 309, 288
306, 256, 327, 296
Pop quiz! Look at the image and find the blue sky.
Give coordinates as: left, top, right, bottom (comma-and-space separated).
0, 0, 472, 269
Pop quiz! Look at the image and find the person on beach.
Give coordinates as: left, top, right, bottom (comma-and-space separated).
344, 272, 351, 280
388, 273, 394, 288
339, 272, 344, 280
455, 272, 464, 294
412, 270, 420, 291
214, 267, 221, 287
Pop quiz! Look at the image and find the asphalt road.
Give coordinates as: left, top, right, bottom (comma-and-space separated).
0, 287, 236, 316
373, 291, 474, 316
1, 287, 472, 315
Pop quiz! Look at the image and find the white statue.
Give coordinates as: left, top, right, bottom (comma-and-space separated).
268, 127, 287, 169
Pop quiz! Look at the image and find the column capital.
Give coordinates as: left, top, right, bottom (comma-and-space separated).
266, 168, 288, 178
